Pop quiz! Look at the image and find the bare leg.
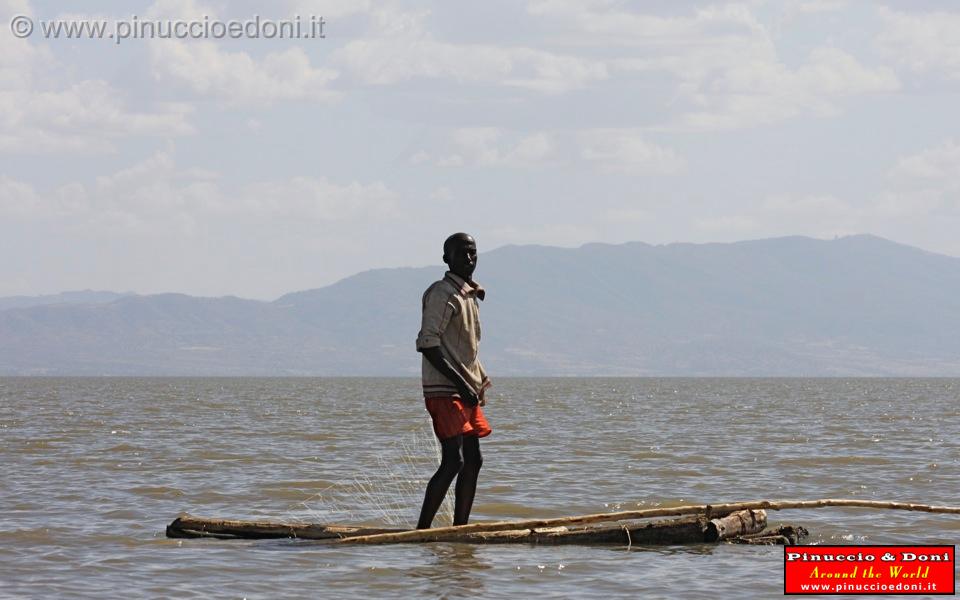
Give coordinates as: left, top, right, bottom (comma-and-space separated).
453, 436, 483, 526
417, 435, 464, 529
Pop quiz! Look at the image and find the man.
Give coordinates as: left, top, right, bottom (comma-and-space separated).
415, 232, 492, 529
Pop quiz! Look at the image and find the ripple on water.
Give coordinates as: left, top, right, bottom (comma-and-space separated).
778, 455, 892, 467
1, 377, 957, 599
127, 486, 185, 499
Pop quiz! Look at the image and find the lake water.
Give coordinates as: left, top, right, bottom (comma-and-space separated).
2, 378, 958, 598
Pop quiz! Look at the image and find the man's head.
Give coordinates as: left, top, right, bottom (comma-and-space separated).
443, 232, 477, 280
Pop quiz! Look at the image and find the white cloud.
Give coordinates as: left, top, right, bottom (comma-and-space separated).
429, 186, 453, 201
777, 0, 849, 24
0, 147, 398, 232
0, 1, 194, 153
877, 7, 960, 81
435, 154, 464, 167
432, 128, 556, 168
0, 174, 42, 217
139, 0, 339, 106
150, 42, 339, 106
694, 137, 960, 242
408, 150, 431, 165
684, 47, 897, 130
335, 8, 607, 94
289, 0, 371, 19
532, 2, 898, 129
579, 130, 685, 175
693, 194, 861, 239
883, 140, 960, 214
789, 0, 847, 14
761, 192, 936, 228
417, 127, 682, 173
889, 140, 960, 183
241, 177, 395, 221
0, 81, 194, 153
528, 2, 767, 46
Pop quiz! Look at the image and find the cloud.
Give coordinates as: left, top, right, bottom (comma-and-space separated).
429, 186, 453, 201
149, 43, 339, 106
528, 1, 767, 42
334, 8, 607, 93
531, 2, 898, 129
677, 47, 898, 130
883, 140, 960, 214
693, 194, 862, 239
136, 0, 340, 106
579, 130, 685, 175
415, 127, 683, 174
0, 147, 398, 232
889, 140, 960, 183
694, 180, 952, 244
788, 0, 848, 14
694, 137, 960, 242
0, 3, 194, 153
0, 81, 194, 153
877, 7, 960, 81
241, 177, 395, 221
289, 0, 371, 19
428, 127, 557, 168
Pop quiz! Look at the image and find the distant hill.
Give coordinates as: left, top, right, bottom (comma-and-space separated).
2, 235, 959, 375
0, 290, 134, 311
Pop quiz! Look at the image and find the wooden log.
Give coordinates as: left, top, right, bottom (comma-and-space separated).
444, 515, 710, 545
730, 525, 809, 546
340, 498, 960, 545
166, 510, 771, 546
165, 514, 709, 544
705, 509, 766, 542
166, 515, 402, 540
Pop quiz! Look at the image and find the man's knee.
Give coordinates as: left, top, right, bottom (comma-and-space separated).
440, 454, 465, 476
463, 441, 482, 471
468, 453, 483, 472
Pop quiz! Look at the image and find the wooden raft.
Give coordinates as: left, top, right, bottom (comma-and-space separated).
167, 509, 798, 546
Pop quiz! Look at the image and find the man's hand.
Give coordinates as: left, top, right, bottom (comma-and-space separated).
421, 346, 480, 407
457, 383, 480, 407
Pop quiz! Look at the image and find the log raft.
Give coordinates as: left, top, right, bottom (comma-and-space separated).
341, 498, 960, 545
167, 498, 959, 547
166, 509, 788, 545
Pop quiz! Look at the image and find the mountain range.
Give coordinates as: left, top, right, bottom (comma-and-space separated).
2, 235, 958, 376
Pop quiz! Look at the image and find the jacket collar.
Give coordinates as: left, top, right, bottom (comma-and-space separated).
444, 271, 485, 301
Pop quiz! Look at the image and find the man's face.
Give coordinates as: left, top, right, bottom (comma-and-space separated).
446, 238, 478, 279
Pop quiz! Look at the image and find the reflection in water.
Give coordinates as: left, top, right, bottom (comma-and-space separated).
406, 543, 492, 596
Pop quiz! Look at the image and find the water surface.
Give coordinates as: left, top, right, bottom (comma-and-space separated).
1, 378, 958, 598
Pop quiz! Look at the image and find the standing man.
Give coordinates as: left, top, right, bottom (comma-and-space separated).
415, 232, 492, 529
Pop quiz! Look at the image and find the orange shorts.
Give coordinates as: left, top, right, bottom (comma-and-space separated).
424, 396, 492, 441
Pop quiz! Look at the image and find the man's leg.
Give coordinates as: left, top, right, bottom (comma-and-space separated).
453, 435, 482, 525
416, 435, 464, 529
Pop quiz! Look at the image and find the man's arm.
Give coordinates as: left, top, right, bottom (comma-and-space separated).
419, 346, 480, 407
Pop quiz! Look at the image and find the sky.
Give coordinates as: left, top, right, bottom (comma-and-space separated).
1, 0, 958, 299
